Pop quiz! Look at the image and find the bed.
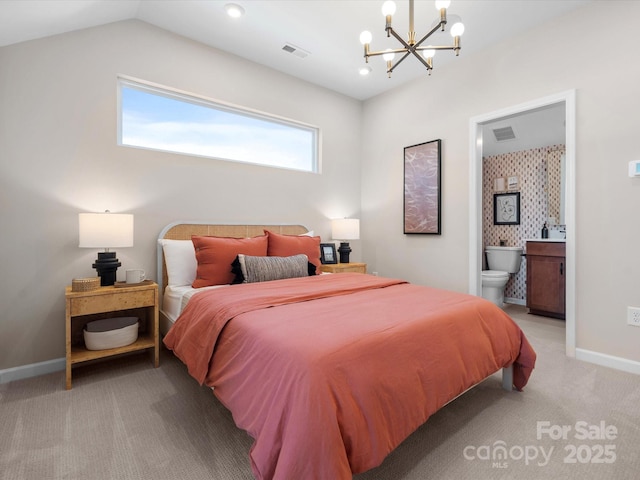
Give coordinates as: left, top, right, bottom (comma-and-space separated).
157, 222, 536, 480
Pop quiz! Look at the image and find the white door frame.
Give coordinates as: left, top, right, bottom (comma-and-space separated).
468, 90, 576, 357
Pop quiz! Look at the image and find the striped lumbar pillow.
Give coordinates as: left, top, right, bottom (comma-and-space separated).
236, 254, 310, 283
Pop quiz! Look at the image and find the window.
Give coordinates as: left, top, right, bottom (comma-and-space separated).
118, 78, 319, 173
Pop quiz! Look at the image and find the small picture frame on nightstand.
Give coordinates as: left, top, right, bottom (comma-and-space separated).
320, 243, 337, 264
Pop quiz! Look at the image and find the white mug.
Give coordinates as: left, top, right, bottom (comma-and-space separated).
125, 269, 146, 284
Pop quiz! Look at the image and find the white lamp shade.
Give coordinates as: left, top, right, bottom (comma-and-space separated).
332, 218, 360, 241
79, 212, 134, 248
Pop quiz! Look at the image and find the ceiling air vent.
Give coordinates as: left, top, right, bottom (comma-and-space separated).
282, 43, 310, 59
493, 126, 516, 141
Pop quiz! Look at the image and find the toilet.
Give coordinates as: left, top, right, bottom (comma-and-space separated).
481, 246, 524, 307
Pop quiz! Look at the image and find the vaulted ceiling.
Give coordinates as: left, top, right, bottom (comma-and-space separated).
1, 1, 585, 152
1, 0, 591, 100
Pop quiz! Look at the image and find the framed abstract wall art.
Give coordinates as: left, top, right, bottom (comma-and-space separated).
404, 139, 442, 234
493, 192, 521, 225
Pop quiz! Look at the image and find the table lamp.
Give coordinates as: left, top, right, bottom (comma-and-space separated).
79, 211, 134, 286
331, 218, 360, 264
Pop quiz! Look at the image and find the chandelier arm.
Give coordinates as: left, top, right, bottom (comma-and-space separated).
366, 48, 411, 57
398, 42, 433, 71
413, 22, 446, 49
387, 51, 413, 74
409, 48, 433, 71
388, 28, 412, 50
415, 45, 456, 51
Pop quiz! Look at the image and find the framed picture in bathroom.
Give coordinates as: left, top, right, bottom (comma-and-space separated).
403, 139, 441, 234
493, 192, 520, 225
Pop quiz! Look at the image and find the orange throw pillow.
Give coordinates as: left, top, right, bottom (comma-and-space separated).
192, 235, 268, 287
265, 230, 322, 274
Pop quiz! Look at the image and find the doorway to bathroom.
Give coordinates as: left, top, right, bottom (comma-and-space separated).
468, 90, 576, 357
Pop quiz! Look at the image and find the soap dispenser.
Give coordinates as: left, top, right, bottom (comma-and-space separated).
541, 222, 549, 239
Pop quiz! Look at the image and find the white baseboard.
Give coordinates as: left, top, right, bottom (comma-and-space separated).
3, 349, 637, 385
505, 297, 526, 306
576, 348, 640, 375
0, 357, 65, 384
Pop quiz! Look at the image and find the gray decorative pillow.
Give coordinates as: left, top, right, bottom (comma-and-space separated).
237, 254, 309, 283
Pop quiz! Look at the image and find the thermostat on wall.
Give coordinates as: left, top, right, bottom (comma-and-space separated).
630, 160, 640, 177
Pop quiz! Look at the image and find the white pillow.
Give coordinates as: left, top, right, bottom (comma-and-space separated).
159, 239, 197, 287
300, 230, 314, 237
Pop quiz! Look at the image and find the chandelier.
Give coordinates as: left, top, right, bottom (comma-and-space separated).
359, 0, 465, 78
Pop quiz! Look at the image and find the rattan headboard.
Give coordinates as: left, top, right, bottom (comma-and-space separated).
156, 222, 309, 299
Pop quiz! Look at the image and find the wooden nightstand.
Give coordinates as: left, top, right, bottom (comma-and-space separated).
320, 262, 367, 274
65, 280, 159, 389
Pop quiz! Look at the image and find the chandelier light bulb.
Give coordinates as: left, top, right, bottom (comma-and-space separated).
435, 0, 451, 9
423, 49, 436, 59
359, 66, 372, 76
450, 21, 465, 37
360, 30, 373, 45
381, 1, 397, 16
382, 49, 395, 61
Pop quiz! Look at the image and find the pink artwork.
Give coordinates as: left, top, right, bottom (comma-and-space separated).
404, 140, 441, 234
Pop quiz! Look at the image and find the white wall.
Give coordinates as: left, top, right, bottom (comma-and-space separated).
3, 1, 640, 374
360, 1, 640, 363
0, 20, 362, 370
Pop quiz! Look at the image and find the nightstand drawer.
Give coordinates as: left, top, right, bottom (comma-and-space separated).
320, 262, 367, 274
332, 265, 366, 273
69, 289, 155, 316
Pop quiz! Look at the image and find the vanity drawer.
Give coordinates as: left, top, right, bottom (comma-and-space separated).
526, 241, 565, 257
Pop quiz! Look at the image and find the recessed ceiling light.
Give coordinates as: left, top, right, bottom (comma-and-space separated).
225, 3, 245, 18
359, 66, 372, 76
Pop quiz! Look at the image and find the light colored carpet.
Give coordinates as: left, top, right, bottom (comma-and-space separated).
1, 305, 639, 479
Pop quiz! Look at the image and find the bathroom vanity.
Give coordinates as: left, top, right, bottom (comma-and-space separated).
526, 240, 566, 319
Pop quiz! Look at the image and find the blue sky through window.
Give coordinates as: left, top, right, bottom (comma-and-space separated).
119, 83, 317, 172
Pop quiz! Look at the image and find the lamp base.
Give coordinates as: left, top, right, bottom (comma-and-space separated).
338, 242, 352, 264
92, 251, 121, 286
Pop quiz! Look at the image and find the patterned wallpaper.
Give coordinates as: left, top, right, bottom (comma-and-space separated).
547, 150, 564, 224
482, 145, 565, 303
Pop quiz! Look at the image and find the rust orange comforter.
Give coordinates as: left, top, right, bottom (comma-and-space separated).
164, 273, 535, 480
